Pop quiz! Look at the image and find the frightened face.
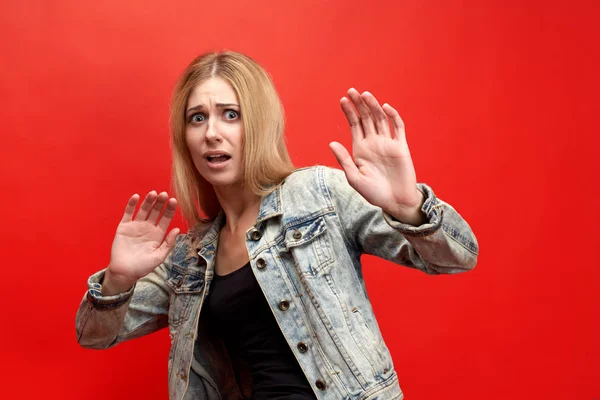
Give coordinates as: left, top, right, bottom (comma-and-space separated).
185, 77, 244, 188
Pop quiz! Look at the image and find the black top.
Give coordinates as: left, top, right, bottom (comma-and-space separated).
205, 262, 316, 400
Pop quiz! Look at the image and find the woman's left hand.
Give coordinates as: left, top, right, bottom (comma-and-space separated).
330, 88, 425, 225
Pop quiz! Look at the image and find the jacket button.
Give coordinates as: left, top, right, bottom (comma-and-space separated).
279, 300, 290, 311
292, 229, 302, 240
297, 342, 308, 353
250, 229, 262, 241
256, 258, 267, 269
176, 277, 184, 288
315, 379, 326, 390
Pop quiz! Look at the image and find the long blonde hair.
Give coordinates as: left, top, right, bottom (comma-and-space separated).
170, 51, 295, 226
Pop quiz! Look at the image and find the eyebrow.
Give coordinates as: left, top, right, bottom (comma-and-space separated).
186, 103, 239, 115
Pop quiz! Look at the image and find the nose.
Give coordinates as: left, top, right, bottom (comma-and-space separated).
205, 119, 222, 143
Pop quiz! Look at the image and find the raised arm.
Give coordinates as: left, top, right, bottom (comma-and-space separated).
328, 89, 478, 273
76, 191, 180, 349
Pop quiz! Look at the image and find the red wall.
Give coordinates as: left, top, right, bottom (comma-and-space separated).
1, 0, 598, 398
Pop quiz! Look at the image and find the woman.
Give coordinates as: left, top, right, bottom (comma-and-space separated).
76, 51, 478, 400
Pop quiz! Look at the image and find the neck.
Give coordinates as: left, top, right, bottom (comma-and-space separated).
214, 183, 261, 234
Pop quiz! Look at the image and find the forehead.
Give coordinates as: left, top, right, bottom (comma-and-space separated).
187, 77, 238, 107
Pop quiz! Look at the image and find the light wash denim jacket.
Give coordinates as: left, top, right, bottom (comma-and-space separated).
76, 166, 478, 400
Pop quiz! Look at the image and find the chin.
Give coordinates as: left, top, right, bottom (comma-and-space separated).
201, 173, 242, 189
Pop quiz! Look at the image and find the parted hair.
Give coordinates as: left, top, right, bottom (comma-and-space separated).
170, 51, 295, 226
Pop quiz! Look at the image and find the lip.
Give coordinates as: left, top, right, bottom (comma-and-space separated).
203, 150, 232, 170
205, 158, 231, 170
203, 150, 231, 158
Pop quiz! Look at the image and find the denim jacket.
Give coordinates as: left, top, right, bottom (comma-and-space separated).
76, 166, 478, 400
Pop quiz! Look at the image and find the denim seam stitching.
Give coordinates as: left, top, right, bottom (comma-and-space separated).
441, 225, 479, 255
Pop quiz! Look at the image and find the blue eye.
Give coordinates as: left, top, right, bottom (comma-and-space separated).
224, 110, 239, 120
190, 113, 205, 123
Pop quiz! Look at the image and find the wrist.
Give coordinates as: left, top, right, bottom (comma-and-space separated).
386, 189, 426, 226
102, 268, 136, 296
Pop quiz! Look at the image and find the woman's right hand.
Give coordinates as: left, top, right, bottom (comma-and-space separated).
103, 191, 180, 295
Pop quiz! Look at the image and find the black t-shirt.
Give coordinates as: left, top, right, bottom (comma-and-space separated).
205, 262, 316, 400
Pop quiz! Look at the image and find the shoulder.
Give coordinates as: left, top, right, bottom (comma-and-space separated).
282, 165, 348, 193
277, 166, 353, 218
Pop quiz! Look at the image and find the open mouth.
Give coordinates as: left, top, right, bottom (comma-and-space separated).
206, 154, 231, 164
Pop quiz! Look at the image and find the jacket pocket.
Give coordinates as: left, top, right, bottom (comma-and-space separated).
351, 307, 393, 376
280, 216, 333, 277
166, 264, 204, 328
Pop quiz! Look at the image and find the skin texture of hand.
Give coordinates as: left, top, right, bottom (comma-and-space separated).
330, 88, 426, 226
103, 191, 180, 295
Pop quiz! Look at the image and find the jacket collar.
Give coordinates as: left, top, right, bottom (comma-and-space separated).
256, 182, 284, 224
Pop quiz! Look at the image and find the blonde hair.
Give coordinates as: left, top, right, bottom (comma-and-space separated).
170, 51, 295, 226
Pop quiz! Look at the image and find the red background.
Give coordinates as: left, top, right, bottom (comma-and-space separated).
1, 0, 598, 398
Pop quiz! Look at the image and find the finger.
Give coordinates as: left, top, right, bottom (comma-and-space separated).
329, 142, 359, 184
158, 227, 181, 258
157, 198, 178, 232
134, 191, 158, 221
362, 92, 392, 138
147, 192, 169, 224
382, 103, 406, 141
340, 96, 364, 141
121, 194, 140, 223
347, 88, 376, 136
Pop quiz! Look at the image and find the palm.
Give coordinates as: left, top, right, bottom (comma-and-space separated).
330, 89, 421, 214
108, 191, 180, 282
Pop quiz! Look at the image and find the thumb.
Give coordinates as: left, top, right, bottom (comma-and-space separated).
159, 228, 180, 255
329, 142, 359, 183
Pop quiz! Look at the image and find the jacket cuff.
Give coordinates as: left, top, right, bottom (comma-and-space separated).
86, 269, 135, 310
382, 183, 443, 237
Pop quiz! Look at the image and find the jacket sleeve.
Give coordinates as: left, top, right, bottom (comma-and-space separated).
323, 167, 478, 274
75, 236, 181, 349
